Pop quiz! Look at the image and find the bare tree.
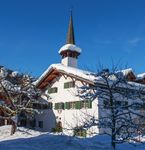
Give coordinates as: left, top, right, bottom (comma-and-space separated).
78, 68, 145, 149
0, 66, 41, 135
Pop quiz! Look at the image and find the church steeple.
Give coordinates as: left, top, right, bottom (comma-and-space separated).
58, 11, 82, 68
66, 11, 75, 44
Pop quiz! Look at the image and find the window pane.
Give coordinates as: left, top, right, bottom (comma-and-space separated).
64, 81, 75, 89
55, 103, 64, 110
48, 87, 58, 94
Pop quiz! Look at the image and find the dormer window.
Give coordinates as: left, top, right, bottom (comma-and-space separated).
48, 87, 58, 94
64, 81, 75, 89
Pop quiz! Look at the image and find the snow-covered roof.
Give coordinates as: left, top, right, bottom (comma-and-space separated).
35, 63, 103, 86
35, 64, 145, 91
137, 73, 145, 80
58, 44, 82, 54
117, 68, 135, 77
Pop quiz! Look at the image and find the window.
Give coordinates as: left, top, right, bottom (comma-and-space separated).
70, 102, 76, 109
64, 81, 75, 89
55, 103, 64, 110
65, 100, 92, 110
32, 102, 52, 110
48, 87, 58, 94
30, 119, 36, 128
38, 121, 43, 128
54, 101, 92, 110
81, 100, 92, 109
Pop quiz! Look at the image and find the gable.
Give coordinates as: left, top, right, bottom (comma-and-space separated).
37, 69, 95, 90
35, 64, 145, 92
37, 69, 60, 89
35, 64, 97, 90
126, 72, 136, 81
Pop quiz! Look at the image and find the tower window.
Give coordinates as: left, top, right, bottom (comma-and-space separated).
64, 81, 75, 89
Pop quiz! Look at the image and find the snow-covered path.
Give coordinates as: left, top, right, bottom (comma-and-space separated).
0, 126, 145, 150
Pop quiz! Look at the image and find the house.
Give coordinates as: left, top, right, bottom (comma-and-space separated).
34, 13, 145, 136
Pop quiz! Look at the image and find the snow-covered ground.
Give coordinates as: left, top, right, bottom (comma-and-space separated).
0, 125, 145, 150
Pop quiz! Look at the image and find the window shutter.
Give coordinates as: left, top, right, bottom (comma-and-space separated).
88, 100, 92, 108
48, 102, 53, 109
55, 103, 58, 110
50, 103, 53, 109
65, 102, 70, 109
60, 103, 64, 109
64, 83, 69, 89
75, 101, 81, 109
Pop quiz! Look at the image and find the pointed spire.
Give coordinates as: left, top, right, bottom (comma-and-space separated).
66, 10, 75, 44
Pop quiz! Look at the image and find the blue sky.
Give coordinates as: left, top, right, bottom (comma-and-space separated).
0, 0, 145, 77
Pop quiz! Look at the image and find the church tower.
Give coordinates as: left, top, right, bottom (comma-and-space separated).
58, 12, 81, 68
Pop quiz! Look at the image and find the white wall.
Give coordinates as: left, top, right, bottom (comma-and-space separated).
61, 57, 77, 68
35, 110, 56, 132
36, 75, 100, 135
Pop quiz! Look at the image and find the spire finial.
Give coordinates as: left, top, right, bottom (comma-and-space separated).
66, 9, 75, 44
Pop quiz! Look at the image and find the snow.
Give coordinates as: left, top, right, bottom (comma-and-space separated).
0, 125, 145, 150
11, 71, 19, 77
58, 44, 82, 54
0, 66, 40, 101
35, 65, 136, 88
0, 67, 21, 93
0, 67, 8, 78
35, 64, 145, 91
117, 68, 134, 77
34, 63, 103, 86
35, 64, 145, 92
1, 80, 21, 93
137, 73, 145, 80
0, 126, 43, 141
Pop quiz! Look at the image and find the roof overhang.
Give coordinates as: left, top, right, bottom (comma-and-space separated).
35, 64, 98, 89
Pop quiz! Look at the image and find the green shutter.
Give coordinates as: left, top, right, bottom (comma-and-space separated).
55, 103, 58, 110
60, 103, 64, 109
88, 100, 92, 108
65, 102, 70, 109
75, 101, 81, 109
